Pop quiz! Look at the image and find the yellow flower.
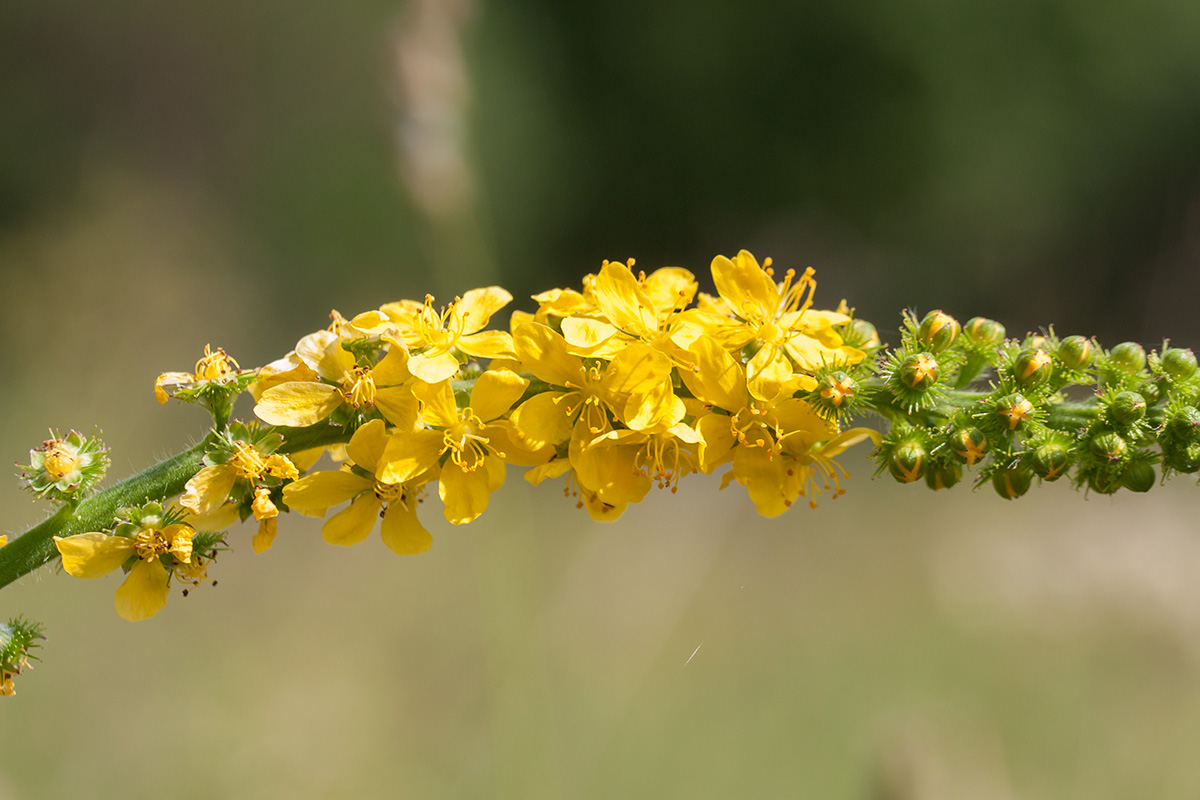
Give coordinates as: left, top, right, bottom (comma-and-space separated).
155, 345, 241, 404
381, 288, 515, 383
571, 422, 702, 512
689, 251, 865, 401
509, 322, 683, 448
376, 370, 547, 525
55, 519, 195, 621
282, 419, 432, 553
254, 334, 418, 428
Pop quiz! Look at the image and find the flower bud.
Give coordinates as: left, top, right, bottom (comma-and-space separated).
995, 393, 1034, 430
948, 427, 988, 465
18, 429, 110, 504
917, 311, 960, 353
1164, 442, 1200, 474
925, 461, 962, 490
888, 440, 927, 484
963, 317, 1006, 347
1162, 347, 1198, 380
1089, 432, 1127, 463
817, 372, 858, 409
1057, 336, 1093, 370
1013, 348, 1053, 388
841, 318, 880, 349
898, 353, 938, 391
1122, 461, 1156, 493
992, 465, 1032, 500
1167, 407, 1200, 443
1109, 342, 1147, 372
1087, 471, 1123, 495
1030, 442, 1071, 480
1107, 391, 1146, 426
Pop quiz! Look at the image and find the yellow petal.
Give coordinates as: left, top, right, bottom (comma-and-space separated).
682, 335, 748, 412
471, 368, 528, 422
254, 382, 342, 427
346, 419, 389, 473
55, 533, 135, 578
641, 267, 698, 313
154, 372, 193, 404
746, 344, 794, 403
695, 413, 736, 473
509, 391, 575, 448
322, 496, 381, 546
711, 251, 777, 323
524, 459, 572, 486
438, 461, 493, 525
732, 446, 790, 517
413, 380, 460, 429
114, 560, 170, 621
561, 316, 619, 355
374, 386, 420, 431
372, 337, 413, 386
601, 342, 672, 397
513, 323, 582, 387
377, 430, 445, 484
408, 350, 463, 384
252, 518, 278, 553
457, 330, 516, 360
456, 286, 512, 335
179, 465, 237, 516
379, 502, 433, 555
283, 470, 371, 517
594, 261, 658, 335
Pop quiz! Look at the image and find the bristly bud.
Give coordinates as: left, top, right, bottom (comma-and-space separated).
1166, 407, 1200, 444
994, 393, 1035, 431
898, 353, 938, 391
1122, 461, 1156, 493
1089, 432, 1128, 464
17, 429, 110, 505
917, 310, 960, 354
948, 427, 988, 465
992, 464, 1032, 500
925, 461, 962, 490
888, 440, 928, 484
1109, 342, 1147, 373
816, 371, 859, 413
0, 616, 45, 698
1107, 391, 1147, 426
840, 318, 880, 350
963, 317, 1006, 347
1057, 336, 1094, 370
1163, 441, 1200, 474
1161, 347, 1199, 380
1013, 348, 1054, 388
1029, 441, 1071, 480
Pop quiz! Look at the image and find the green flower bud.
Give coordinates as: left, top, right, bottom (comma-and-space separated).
898, 353, 938, 391
18, 429, 111, 504
1013, 348, 1054, 388
1167, 407, 1200, 443
840, 318, 880, 349
888, 440, 927, 484
1090, 432, 1127, 463
1162, 347, 1199, 380
963, 317, 1006, 347
1107, 391, 1147, 426
1164, 442, 1200, 474
1057, 336, 1093, 370
917, 310, 960, 353
1087, 471, 1123, 495
1109, 341, 1147, 372
948, 427, 988, 465
817, 372, 858, 409
925, 461, 962, 490
992, 465, 1032, 500
1122, 462, 1156, 493
1030, 442, 1071, 480
995, 393, 1035, 431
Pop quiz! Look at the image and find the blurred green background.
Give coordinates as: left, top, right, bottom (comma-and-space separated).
4, 0, 1200, 797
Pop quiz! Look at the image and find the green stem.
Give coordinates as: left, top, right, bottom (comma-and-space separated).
0, 423, 353, 592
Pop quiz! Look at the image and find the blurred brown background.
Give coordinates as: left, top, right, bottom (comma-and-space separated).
3, 1, 1200, 797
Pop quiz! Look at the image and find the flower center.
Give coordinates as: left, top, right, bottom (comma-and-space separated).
340, 366, 378, 408
42, 442, 80, 479
229, 441, 267, 481
194, 345, 239, 379
441, 409, 493, 470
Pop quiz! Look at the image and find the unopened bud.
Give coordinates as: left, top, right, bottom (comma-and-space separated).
917, 311, 960, 353
925, 461, 962, 490
1162, 348, 1198, 380
995, 393, 1034, 431
1013, 348, 1053, 388
888, 441, 927, 484
1090, 432, 1127, 463
992, 465, 1032, 500
1107, 391, 1146, 426
1029, 442, 1070, 480
1164, 442, 1200, 474
948, 427, 988, 465
841, 318, 880, 349
898, 353, 938, 391
1167, 407, 1200, 443
1122, 461, 1156, 493
817, 372, 858, 408
963, 317, 1006, 347
1109, 342, 1147, 372
1058, 336, 1093, 370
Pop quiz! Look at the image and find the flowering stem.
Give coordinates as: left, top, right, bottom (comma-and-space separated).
0, 425, 353, 592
